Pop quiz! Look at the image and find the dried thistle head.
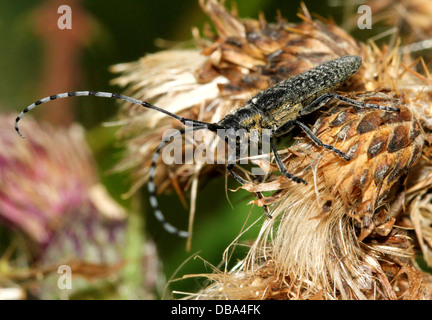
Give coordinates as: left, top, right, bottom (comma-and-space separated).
109, 0, 432, 299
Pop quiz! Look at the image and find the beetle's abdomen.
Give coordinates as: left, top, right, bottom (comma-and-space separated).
252, 55, 362, 111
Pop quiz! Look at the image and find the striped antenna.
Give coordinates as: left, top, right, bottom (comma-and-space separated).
14, 91, 219, 138
14, 90, 222, 237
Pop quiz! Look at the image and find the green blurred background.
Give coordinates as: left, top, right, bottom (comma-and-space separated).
0, 0, 384, 299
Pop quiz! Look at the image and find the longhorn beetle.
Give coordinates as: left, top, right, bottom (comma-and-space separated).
15, 55, 400, 238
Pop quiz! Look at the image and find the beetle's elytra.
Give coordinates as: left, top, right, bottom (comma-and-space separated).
15, 55, 400, 237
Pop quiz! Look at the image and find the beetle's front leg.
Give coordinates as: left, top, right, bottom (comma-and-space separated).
227, 152, 272, 218
269, 138, 307, 185
294, 120, 351, 160
299, 93, 334, 116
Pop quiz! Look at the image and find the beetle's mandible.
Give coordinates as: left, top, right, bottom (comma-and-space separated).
14, 55, 400, 237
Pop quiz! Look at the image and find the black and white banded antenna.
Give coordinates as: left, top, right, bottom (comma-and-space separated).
14, 90, 223, 238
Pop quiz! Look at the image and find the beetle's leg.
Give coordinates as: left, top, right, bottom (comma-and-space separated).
330, 93, 400, 112
269, 138, 307, 185
256, 193, 271, 218
295, 120, 351, 160
227, 163, 248, 185
301, 92, 400, 115
272, 120, 295, 137
299, 93, 334, 116
227, 154, 272, 218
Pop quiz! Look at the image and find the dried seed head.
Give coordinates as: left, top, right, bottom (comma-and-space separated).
296, 91, 424, 239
